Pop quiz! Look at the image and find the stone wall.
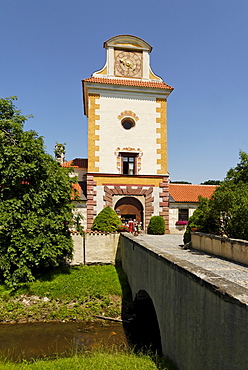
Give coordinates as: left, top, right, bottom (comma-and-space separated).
191, 232, 248, 265
71, 233, 120, 265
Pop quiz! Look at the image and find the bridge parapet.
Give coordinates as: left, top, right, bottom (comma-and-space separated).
191, 232, 248, 265
119, 233, 248, 370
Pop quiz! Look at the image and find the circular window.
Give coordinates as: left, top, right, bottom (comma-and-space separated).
121, 117, 135, 130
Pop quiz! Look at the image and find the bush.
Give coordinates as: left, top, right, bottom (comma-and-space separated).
147, 216, 165, 235
183, 196, 220, 244
91, 206, 122, 232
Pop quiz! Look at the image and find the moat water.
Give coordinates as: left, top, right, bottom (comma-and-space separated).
0, 321, 128, 362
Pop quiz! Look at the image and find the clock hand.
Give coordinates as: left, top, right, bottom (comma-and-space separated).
119, 59, 132, 68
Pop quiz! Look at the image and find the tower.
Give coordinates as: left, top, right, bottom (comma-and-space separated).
82, 35, 173, 232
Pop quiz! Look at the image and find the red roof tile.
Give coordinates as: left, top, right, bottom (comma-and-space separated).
169, 184, 217, 203
71, 183, 82, 199
83, 77, 174, 91
62, 158, 88, 169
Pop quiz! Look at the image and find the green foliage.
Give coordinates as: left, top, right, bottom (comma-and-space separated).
91, 206, 122, 232
183, 197, 220, 244
183, 227, 191, 244
200, 180, 221, 185
54, 142, 66, 159
225, 150, 248, 183
212, 180, 248, 240
72, 213, 85, 235
0, 97, 74, 288
184, 151, 248, 242
147, 216, 165, 235
211, 151, 248, 240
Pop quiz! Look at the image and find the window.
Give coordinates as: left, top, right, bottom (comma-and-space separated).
121, 117, 135, 130
178, 209, 189, 221
121, 153, 137, 175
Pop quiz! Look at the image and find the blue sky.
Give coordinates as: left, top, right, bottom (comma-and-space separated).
1, 0, 248, 184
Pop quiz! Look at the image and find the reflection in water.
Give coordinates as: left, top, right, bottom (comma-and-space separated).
0, 321, 128, 362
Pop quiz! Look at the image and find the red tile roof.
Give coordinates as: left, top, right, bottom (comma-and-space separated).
71, 183, 82, 199
169, 184, 217, 203
62, 158, 88, 169
83, 77, 174, 91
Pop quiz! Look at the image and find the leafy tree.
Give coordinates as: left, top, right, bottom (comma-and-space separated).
184, 151, 248, 242
225, 151, 248, 183
91, 206, 122, 232
183, 197, 220, 244
200, 180, 221, 185
0, 97, 74, 288
211, 151, 248, 240
212, 177, 248, 240
147, 216, 165, 235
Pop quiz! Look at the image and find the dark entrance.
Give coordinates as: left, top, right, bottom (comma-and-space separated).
115, 197, 143, 224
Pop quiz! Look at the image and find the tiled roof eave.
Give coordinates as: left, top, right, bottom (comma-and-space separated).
83, 77, 174, 91
171, 201, 200, 203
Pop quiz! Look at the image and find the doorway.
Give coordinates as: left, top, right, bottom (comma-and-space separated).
114, 197, 143, 224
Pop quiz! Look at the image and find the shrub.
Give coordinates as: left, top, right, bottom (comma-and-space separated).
183, 196, 220, 244
183, 227, 191, 244
91, 206, 122, 233
147, 216, 165, 235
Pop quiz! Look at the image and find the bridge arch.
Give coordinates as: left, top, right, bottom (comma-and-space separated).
131, 290, 162, 354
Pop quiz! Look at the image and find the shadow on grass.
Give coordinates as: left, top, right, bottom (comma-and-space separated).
34, 265, 75, 282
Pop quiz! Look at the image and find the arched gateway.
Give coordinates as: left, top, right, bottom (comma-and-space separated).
114, 197, 143, 224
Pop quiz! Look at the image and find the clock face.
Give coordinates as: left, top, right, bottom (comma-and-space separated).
115, 50, 142, 78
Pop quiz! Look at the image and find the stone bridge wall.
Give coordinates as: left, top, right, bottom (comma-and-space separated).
191, 232, 248, 265
119, 233, 248, 370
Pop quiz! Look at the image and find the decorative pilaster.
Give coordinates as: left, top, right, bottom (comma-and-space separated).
156, 98, 168, 175
86, 175, 97, 231
88, 94, 100, 173
159, 177, 170, 233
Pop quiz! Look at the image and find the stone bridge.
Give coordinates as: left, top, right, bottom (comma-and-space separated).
118, 233, 248, 370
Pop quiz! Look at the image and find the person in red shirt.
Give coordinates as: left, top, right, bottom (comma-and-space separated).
128, 219, 134, 233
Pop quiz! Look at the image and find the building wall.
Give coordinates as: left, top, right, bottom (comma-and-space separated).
169, 203, 197, 234
87, 88, 168, 176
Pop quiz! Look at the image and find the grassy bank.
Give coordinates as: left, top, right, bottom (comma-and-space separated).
0, 265, 176, 369
0, 265, 128, 323
0, 349, 175, 370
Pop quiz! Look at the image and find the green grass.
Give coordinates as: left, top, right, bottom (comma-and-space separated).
0, 265, 126, 322
0, 349, 175, 369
